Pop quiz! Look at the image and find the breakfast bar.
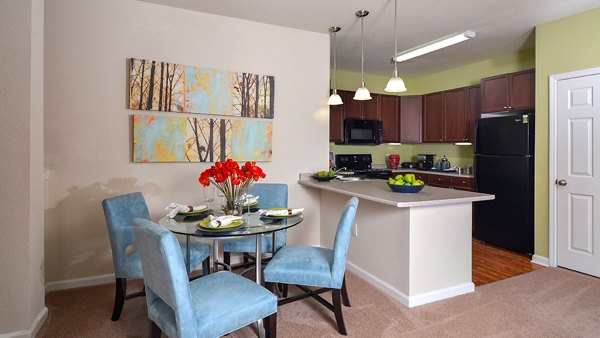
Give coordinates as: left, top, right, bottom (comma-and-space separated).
299, 174, 494, 307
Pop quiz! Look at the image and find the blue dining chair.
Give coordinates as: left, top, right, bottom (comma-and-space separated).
223, 183, 288, 267
263, 197, 359, 335
102, 192, 211, 321
132, 218, 277, 338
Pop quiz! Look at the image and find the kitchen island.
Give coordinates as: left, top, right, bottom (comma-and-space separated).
299, 174, 494, 307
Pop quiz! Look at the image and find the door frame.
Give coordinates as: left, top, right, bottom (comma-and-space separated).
548, 66, 600, 267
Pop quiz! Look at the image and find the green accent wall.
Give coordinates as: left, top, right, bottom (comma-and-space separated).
535, 7, 600, 258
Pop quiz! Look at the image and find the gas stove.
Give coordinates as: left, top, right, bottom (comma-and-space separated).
334, 154, 392, 180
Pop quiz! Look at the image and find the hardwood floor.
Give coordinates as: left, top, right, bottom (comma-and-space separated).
472, 239, 543, 286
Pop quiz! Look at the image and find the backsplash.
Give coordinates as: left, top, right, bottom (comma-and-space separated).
329, 143, 474, 168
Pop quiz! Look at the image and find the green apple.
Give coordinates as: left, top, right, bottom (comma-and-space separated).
394, 174, 403, 181
393, 180, 405, 186
403, 174, 415, 183
413, 179, 425, 186
388, 177, 395, 185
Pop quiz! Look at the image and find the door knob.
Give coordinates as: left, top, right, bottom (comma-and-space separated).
556, 179, 567, 186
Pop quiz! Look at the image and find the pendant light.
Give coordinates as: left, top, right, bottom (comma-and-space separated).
353, 10, 371, 101
385, 0, 407, 93
328, 26, 343, 105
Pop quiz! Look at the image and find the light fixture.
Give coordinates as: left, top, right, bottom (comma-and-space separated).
328, 26, 343, 105
394, 31, 476, 63
384, 0, 407, 93
353, 10, 371, 101
454, 142, 472, 146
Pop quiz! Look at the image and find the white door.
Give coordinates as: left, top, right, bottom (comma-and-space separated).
554, 71, 600, 277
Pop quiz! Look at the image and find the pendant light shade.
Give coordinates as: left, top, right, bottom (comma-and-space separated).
328, 90, 343, 105
354, 10, 371, 101
328, 26, 343, 105
385, 0, 407, 93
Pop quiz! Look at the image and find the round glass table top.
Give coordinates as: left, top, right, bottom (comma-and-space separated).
158, 210, 303, 238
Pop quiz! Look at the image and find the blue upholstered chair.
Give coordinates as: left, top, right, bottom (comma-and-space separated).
223, 183, 288, 266
263, 197, 359, 335
102, 192, 211, 321
132, 218, 278, 338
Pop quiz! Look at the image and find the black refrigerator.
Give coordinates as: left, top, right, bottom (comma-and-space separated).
474, 112, 534, 255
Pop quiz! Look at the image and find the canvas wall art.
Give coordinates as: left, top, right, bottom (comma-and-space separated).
133, 114, 272, 162
129, 58, 275, 118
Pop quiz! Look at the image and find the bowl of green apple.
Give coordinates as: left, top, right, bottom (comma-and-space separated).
312, 170, 337, 182
387, 173, 425, 193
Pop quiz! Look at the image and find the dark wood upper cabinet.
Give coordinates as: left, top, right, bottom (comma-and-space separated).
466, 85, 481, 142
329, 91, 344, 143
361, 94, 380, 120
400, 95, 423, 143
481, 69, 534, 113
380, 94, 399, 143
509, 69, 535, 111
443, 88, 467, 142
341, 90, 362, 119
423, 92, 444, 143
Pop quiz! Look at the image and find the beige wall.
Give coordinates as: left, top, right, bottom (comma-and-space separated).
44, 0, 329, 283
1, 0, 46, 335
534, 7, 600, 257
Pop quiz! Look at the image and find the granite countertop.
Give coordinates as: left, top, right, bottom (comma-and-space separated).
298, 174, 493, 208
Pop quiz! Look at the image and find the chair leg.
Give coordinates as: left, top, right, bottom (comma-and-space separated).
223, 252, 231, 266
264, 312, 277, 338
149, 320, 162, 338
341, 276, 351, 307
332, 289, 347, 335
202, 257, 210, 276
111, 278, 126, 321
282, 284, 288, 298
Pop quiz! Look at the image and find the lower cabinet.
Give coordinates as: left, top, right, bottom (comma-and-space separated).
401, 172, 474, 191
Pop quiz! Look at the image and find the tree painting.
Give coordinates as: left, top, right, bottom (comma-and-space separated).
129, 58, 275, 119
129, 59, 185, 112
133, 114, 272, 163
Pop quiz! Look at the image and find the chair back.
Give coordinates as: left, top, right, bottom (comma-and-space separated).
133, 218, 198, 338
101, 192, 150, 278
248, 183, 288, 209
331, 197, 359, 288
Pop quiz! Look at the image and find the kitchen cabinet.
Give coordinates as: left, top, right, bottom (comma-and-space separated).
329, 91, 344, 143
466, 85, 481, 142
423, 92, 444, 143
380, 94, 399, 143
481, 69, 535, 113
428, 173, 452, 188
451, 176, 475, 191
443, 88, 468, 143
342, 90, 381, 120
400, 95, 423, 143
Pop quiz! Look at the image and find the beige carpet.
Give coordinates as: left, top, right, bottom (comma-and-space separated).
38, 268, 600, 337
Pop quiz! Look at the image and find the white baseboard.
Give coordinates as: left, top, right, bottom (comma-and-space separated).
45, 273, 115, 293
346, 261, 474, 308
0, 307, 48, 338
531, 254, 549, 267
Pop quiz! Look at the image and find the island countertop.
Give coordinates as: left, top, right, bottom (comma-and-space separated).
298, 174, 494, 208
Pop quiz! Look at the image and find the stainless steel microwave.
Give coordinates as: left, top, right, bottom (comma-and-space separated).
343, 119, 383, 144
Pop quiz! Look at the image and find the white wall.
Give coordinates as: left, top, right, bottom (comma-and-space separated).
0, 0, 46, 335
44, 0, 329, 283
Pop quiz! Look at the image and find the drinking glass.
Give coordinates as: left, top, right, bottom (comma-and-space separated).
202, 186, 215, 209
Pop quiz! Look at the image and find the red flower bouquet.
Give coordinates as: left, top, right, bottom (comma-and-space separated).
198, 159, 266, 215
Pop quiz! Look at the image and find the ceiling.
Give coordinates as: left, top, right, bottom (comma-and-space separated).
139, 0, 600, 77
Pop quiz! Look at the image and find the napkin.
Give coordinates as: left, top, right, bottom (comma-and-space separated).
259, 208, 304, 217
240, 193, 260, 206
207, 214, 243, 228
165, 203, 208, 219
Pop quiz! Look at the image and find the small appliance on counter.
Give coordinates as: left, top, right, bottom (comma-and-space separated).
400, 161, 417, 169
334, 154, 391, 180
437, 155, 451, 170
416, 154, 435, 170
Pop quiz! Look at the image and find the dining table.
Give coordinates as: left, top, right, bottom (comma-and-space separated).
158, 210, 304, 285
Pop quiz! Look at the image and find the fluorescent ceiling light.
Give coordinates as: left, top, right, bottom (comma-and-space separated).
394, 31, 476, 63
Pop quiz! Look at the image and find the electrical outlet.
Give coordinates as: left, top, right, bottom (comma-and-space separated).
352, 223, 358, 237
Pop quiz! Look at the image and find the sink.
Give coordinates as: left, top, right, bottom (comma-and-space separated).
336, 176, 364, 182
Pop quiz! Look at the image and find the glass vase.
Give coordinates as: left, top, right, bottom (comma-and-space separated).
222, 195, 243, 216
